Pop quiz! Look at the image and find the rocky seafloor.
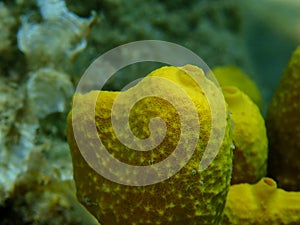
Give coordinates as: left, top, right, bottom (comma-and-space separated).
0, 0, 299, 224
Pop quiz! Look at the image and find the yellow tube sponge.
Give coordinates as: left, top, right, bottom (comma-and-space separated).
67, 65, 233, 225
212, 65, 262, 109
223, 177, 300, 224
222, 86, 268, 184
267, 46, 300, 191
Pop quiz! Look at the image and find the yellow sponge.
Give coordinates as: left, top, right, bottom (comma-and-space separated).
67, 65, 233, 225
222, 86, 268, 184
213, 65, 262, 109
223, 177, 300, 224
267, 46, 300, 191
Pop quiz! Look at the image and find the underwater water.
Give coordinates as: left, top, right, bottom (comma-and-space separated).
0, 0, 299, 224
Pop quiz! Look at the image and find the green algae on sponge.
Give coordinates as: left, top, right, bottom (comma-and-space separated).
267, 46, 300, 191
212, 65, 262, 109
67, 65, 233, 225
222, 86, 268, 184
223, 177, 300, 224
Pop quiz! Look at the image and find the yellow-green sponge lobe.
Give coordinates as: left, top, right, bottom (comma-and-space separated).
213, 65, 262, 109
267, 46, 300, 191
67, 65, 233, 225
223, 177, 300, 224
222, 86, 268, 184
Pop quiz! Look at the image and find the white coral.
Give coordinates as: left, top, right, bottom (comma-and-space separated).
17, 0, 96, 68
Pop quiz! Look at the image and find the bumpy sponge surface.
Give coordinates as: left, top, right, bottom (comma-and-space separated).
267, 46, 300, 191
67, 65, 233, 225
223, 177, 300, 224
222, 86, 268, 184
